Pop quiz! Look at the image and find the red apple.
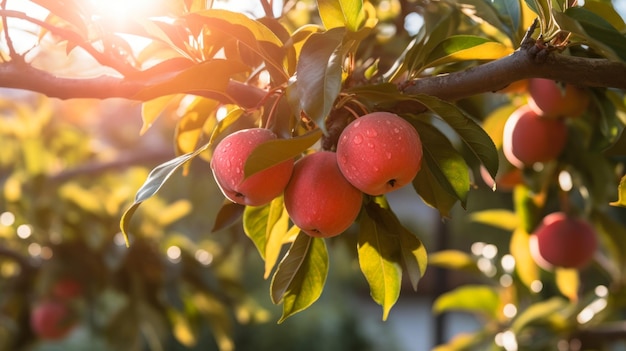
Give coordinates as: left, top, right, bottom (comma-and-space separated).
336, 112, 423, 195
211, 128, 294, 206
530, 212, 598, 269
284, 151, 363, 238
502, 105, 567, 168
30, 299, 76, 340
527, 78, 589, 119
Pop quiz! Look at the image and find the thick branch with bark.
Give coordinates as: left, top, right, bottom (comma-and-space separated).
402, 38, 626, 100
0, 38, 624, 107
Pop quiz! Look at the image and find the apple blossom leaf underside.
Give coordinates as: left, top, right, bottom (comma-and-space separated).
412, 94, 499, 179
317, 0, 365, 32
270, 233, 328, 323
433, 285, 500, 320
358, 201, 404, 321
610, 175, 626, 208
292, 27, 345, 134
244, 129, 323, 179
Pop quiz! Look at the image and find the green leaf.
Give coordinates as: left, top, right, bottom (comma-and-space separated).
458, 0, 516, 41
555, 268, 579, 302
175, 97, 220, 155
482, 103, 518, 150
509, 227, 540, 289
407, 5, 458, 74
399, 225, 428, 292
358, 201, 404, 320
133, 60, 249, 100
554, 7, 626, 62
412, 157, 460, 218
211, 201, 244, 232
424, 35, 513, 68
264, 196, 292, 279
374, 197, 428, 291
292, 28, 345, 133
584, 1, 626, 32
186, 9, 288, 82
244, 129, 322, 178
469, 209, 519, 232
590, 209, 626, 270
490, 0, 521, 38
317, 0, 365, 31
120, 147, 209, 245
412, 118, 470, 207
433, 285, 500, 319
140, 95, 178, 135
428, 250, 480, 273
412, 94, 499, 179
243, 203, 271, 259
511, 297, 569, 333
271, 233, 329, 323
609, 174, 626, 208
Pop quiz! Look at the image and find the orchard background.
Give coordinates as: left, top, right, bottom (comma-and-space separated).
1, 0, 626, 350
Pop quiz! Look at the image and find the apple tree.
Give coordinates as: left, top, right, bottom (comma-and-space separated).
1, 0, 626, 350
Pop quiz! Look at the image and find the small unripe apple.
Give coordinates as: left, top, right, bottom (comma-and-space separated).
211, 128, 294, 206
336, 112, 423, 195
30, 299, 76, 340
284, 151, 363, 238
502, 105, 567, 168
530, 212, 598, 269
527, 78, 589, 118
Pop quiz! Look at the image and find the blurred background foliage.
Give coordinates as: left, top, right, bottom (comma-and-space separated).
1, 0, 626, 350
0, 93, 405, 350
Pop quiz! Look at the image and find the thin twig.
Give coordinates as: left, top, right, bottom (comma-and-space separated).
0, 9, 138, 76
0, 0, 17, 61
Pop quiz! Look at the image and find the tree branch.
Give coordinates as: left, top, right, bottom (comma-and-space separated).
0, 60, 266, 108
402, 38, 626, 100
0, 38, 624, 109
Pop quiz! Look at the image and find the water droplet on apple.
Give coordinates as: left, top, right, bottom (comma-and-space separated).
385, 151, 392, 159
366, 129, 378, 137
367, 142, 374, 148
353, 134, 363, 144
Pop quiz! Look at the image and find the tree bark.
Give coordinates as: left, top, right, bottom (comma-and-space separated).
0, 39, 624, 106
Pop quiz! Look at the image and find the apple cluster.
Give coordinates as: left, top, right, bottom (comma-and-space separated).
529, 212, 598, 269
211, 112, 423, 238
502, 78, 589, 169
30, 277, 82, 340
